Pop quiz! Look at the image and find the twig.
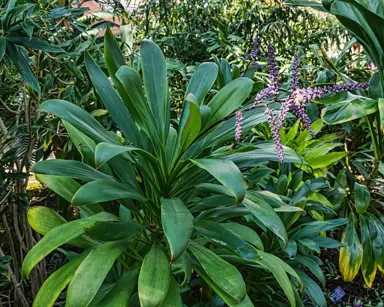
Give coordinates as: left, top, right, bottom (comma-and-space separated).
0, 97, 19, 115
0, 248, 29, 307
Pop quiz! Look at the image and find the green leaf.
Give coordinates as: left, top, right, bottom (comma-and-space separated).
0, 37, 6, 62
33, 250, 90, 307
178, 101, 201, 152
7, 36, 64, 53
189, 242, 246, 304
297, 239, 320, 254
194, 221, 261, 260
321, 94, 377, 124
140, 40, 169, 142
244, 193, 288, 247
186, 62, 218, 106
160, 278, 182, 307
138, 244, 171, 307
84, 221, 145, 241
66, 240, 128, 307
85, 51, 140, 146
284, 0, 327, 12
223, 222, 264, 251
294, 255, 325, 286
40, 100, 116, 144
72, 179, 146, 206
360, 215, 377, 288
36, 174, 103, 215
339, 214, 363, 282
6, 41, 39, 92
97, 266, 140, 307
379, 98, 384, 130
94, 142, 158, 167
33, 160, 112, 182
354, 182, 371, 214
295, 270, 326, 307
161, 198, 194, 261
292, 218, 348, 239
367, 213, 384, 272
255, 252, 297, 307
191, 159, 246, 203
310, 236, 344, 248
205, 77, 253, 128
218, 58, 232, 87
27, 206, 66, 236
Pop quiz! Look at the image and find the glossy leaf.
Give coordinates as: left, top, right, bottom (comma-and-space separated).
191, 159, 246, 203
294, 255, 325, 286
97, 267, 140, 307
321, 94, 377, 124
339, 215, 363, 282
72, 179, 146, 206
33, 250, 90, 307
161, 198, 194, 261
84, 221, 145, 241
354, 182, 371, 214
360, 215, 377, 288
189, 242, 246, 304
66, 240, 128, 307
244, 194, 288, 247
186, 62, 218, 106
194, 220, 261, 260
223, 222, 264, 251
178, 101, 201, 152
27, 206, 66, 236
160, 278, 182, 307
296, 270, 326, 307
138, 244, 171, 307
205, 77, 253, 128
7, 36, 64, 52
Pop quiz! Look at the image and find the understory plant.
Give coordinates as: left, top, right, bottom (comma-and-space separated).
24, 29, 313, 307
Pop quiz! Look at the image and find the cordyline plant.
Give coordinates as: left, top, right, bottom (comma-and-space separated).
235, 44, 369, 162
22, 29, 311, 307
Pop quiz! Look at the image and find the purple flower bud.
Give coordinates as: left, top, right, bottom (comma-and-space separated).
235, 111, 243, 141
265, 106, 284, 163
290, 55, 299, 91
267, 45, 280, 91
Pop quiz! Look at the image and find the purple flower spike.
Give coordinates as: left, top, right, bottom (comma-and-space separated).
235, 111, 243, 141
267, 45, 280, 92
290, 55, 299, 91
265, 107, 284, 163
248, 37, 260, 61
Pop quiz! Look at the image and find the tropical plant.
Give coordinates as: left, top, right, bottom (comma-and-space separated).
24, 29, 313, 306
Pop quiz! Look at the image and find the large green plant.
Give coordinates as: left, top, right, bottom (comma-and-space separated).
24, 29, 312, 306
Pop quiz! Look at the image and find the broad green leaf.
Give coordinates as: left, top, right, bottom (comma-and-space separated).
178, 102, 201, 152
295, 270, 326, 307
160, 278, 182, 307
292, 218, 348, 239
379, 98, 384, 130
40, 100, 116, 143
27, 206, 66, 236
255, 252, 297, 307
138, 244, 171, 307
161, 198, 193, 261
36, 174, 103, 215
205, 77, 253, 128
294, 255, 325, 286
297, 239, 320, 254
339, 215, 363, 282
23, 223, 84, 278
72, 179, 146, 206
7, 36, 64, 52
33, 250, 90, 307
94, 142, 158, 167
186, 62, 218, 106
321, 94, 377, 124
191, 159, 246, 203
66, 240, 128, 307
84, 221, 145, 241
354, 182, 371, 214
189, 242, 246, 304
140, 40, 169, 142
223, 222, 264, 251
85, 51, 140, 146
97, 266, 140, 307
305, 152, 347, 169
194, 221, 260, 260
310, 236, 344, 248
218, 58, 232, 87
0, 37, 6, 62
367, 213, 384, 272
285, 0, 327, 12
176, 251, 192, 287
244, 194, 288, 247
6, 41, 39, 92
33, 160, 112, 182
360, 215, 377, 288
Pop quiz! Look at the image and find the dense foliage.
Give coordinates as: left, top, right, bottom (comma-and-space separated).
0, 0, 383, 306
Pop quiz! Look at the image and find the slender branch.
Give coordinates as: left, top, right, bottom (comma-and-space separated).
0, 97, 19, 114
